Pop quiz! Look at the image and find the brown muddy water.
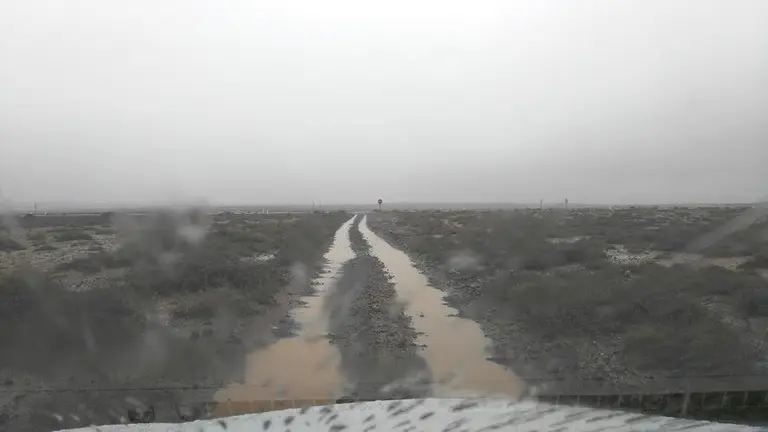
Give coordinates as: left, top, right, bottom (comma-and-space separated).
214, 216, 356, 415
359, 215, 523, 399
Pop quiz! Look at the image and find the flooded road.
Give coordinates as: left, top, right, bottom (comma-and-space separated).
359, 215, 523, 399
214, 216, 356, 414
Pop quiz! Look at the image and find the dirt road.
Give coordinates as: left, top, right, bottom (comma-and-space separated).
2, 210, 524, 429
359, 215, 522, 398
215, 213, 521, 408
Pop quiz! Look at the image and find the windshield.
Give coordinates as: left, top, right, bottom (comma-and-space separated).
1, 1, 767, 430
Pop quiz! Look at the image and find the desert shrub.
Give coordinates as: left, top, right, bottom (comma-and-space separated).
126, 234, 283, 304
695, 217, 768, 257
490, 264, 759, 375
740, 293, 768, 318
26, 230, 48, 242
512, 241, 607, 271
0, 236, 24, 251
211, 225, 271, 255
120, 211, 348, 305
172, 299, 216, 320
92, 227, 115, 235
738, 252, 768, 270
53, 230, 93, 242
621, 321, 754, 374
370, 208, 767, 379
56, 251, 133, 274
678, 265, 768, 299
0, 268, 145, 377
18, 214, 111, 229
170, 288, 255, 320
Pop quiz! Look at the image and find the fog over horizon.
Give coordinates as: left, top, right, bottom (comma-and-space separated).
2, 1, 767, 209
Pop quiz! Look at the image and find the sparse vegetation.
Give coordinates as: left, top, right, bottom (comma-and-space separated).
0, 267, 145, 379
0, 209, 349, 430
52, 229, 93, 242
55, 251, 132, 274
25, 230, 48, 243
0, 236, 24, 251
739, 252, 768, 270
368, 206, 768, 392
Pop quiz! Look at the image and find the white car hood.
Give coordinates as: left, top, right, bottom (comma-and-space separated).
59, 397, 766, 431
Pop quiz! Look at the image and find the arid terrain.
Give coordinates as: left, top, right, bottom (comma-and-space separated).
0, 210, 350, 430
1, 205, 768, 430
366, 206, 768, 395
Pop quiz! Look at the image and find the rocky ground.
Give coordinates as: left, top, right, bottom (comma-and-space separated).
327, 215, 431, 401
0, 210, 349, 431
366, 207, 768, 394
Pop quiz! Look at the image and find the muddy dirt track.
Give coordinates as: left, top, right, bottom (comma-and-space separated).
325, 215, 520, 400
216, 214, 521, 410
324, 217, 431, 400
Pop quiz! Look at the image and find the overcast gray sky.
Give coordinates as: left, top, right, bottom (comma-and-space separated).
1, 1, 767, 208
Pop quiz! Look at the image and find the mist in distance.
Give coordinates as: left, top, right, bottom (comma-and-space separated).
1, 0, 767, 209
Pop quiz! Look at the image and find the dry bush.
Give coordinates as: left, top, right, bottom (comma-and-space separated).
0, 236, 24, 251
368, 210, 767, 380
53, 230, 93, 242
0, 267, 146, 378
55, 251, 133, 274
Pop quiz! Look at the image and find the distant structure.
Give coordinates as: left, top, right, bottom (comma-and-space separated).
540, 199, 543, 211
565, 198, 569, 209
378, 198, 383, 211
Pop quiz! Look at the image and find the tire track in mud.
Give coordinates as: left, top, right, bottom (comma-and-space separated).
325, 215, 431, 400
359, 214, 524, 399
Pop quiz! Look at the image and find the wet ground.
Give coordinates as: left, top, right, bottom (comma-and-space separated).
0, 211, 351, 430
213, 214, 521, 411
363, 209, 768, 398
214, 216, 357, 411
359, 215, 522, 398
3, 211, 526, 428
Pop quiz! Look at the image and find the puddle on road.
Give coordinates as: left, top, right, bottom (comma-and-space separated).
359, 215, 523, 399
214, 216, 356, 414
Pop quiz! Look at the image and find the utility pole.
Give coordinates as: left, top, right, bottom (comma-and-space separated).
539, 199, 543, 211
